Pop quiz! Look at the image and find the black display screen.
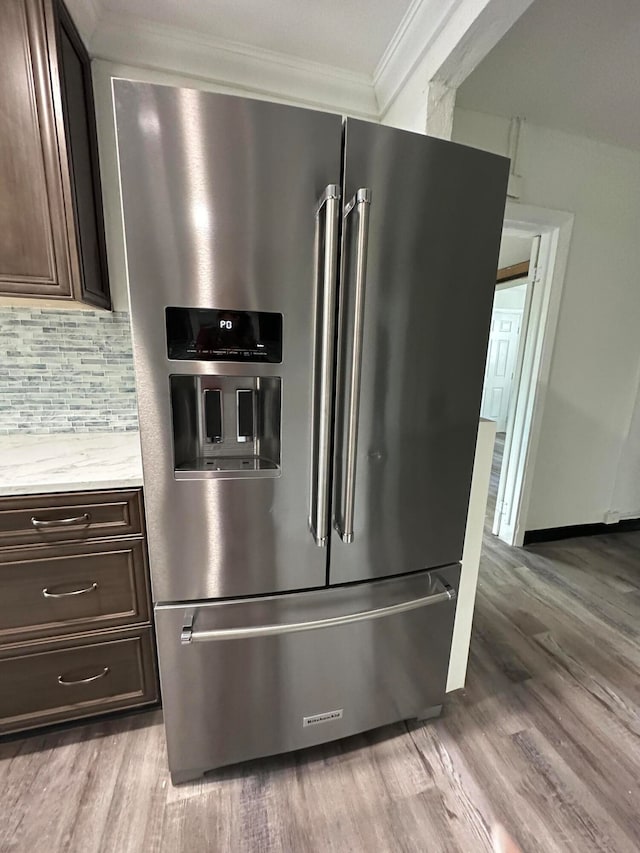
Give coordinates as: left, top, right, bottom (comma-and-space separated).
166, 308, 282, 363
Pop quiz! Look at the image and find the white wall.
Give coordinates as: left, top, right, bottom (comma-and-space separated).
378, 0, 536, 134
381, 70, 428, 132
498, 234, 531, 269
453, 108, 640, 529
611, 370, 640, 519
448, 418, 496, 691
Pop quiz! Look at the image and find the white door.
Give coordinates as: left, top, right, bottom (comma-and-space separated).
480, 309, 522, 431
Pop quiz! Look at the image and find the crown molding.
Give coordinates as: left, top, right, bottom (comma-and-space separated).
373, 0, 461, 116
375, 0, 537, 118
434, 0, 536, 88
63, 0, 102, 44
85, 0, 532, 124
90, 12, 379, 119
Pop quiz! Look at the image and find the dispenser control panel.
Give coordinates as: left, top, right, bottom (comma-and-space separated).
166, 307, 282, 362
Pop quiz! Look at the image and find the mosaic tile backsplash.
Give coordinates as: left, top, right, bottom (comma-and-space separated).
0, 308, 138, 435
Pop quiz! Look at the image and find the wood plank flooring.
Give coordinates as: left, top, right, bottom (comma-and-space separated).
2, 436, 639, 852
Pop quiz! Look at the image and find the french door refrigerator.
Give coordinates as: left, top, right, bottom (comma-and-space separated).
114, 80, 509, 783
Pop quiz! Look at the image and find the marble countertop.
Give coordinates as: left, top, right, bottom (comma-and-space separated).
0, 432, 143, 497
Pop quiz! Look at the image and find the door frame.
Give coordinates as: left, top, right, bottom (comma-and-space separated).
492, 201, 574, 545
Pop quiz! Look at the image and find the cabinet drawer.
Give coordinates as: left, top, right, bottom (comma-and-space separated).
0, 539, 150, 642
0, 490, 143, 548
0, 627, 158, 735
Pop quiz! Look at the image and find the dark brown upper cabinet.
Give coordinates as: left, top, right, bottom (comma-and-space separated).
0, 0, 110, 309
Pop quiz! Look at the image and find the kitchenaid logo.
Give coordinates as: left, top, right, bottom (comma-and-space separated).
303, 709, 343, 727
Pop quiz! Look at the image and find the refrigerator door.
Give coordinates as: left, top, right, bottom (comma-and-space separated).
155, 564, 459, 782
331, 120, 509, 585
114, 81, 342, 601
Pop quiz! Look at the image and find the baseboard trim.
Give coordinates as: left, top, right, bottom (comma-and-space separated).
524, 518, 640, 545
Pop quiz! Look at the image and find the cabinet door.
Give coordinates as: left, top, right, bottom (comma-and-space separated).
55, 0, 111, 309
0, 0, 73, 298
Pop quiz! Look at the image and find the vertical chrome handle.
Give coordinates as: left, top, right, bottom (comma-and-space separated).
338, 188, 372, 544
310, 184, 341, 546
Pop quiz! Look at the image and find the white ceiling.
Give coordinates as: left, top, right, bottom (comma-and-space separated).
98, 0, 414, 76
457, 0, 640, 151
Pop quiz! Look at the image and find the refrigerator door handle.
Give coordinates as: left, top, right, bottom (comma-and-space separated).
310, 184, 341, 547
336, 188, 372, 544
180, 581, 455, 643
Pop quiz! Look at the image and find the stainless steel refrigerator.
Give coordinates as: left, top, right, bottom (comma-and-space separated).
114, 80, 509, 784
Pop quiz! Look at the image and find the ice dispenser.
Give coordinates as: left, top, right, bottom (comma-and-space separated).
170, 374, 281, 478
166, 307, 282, 479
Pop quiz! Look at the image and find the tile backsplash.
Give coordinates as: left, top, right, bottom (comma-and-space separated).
0, 307, 138, 435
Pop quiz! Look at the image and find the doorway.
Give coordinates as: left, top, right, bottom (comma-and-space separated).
481, 234, 532, 534
485, 202, 574, 546
481, 258, 530, 432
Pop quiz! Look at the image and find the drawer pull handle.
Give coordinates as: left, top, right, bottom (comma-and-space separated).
181, 581, 456, 643
31, 513, 91, 529
57, 666, 110, 686
43, 582, 98, 598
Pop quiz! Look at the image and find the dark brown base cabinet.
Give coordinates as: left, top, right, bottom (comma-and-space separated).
0, 0, 110, 308
0, 489, 158, 735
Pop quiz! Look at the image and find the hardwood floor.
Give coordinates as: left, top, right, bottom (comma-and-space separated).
2, 441, 640, 852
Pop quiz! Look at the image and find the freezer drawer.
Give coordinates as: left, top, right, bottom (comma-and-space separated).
155, 565, 459, 783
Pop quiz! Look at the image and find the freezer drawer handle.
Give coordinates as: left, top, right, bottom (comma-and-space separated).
336, 188, 372, 544
180, 581, 455, 644
310, 183, 341, 547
